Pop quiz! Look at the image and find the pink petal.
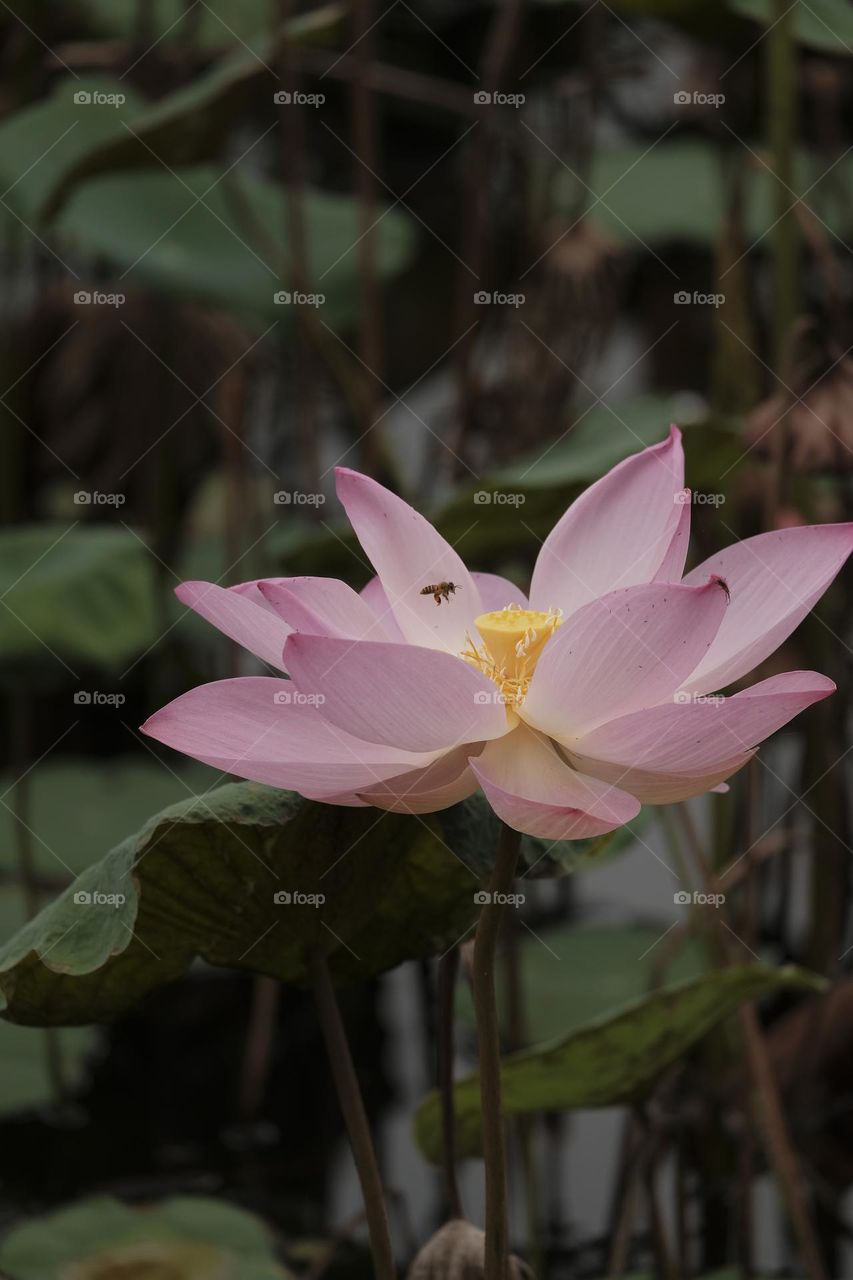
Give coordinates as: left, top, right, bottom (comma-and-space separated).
360, 575, 405, 640
301, 791, 369, 807
523, 578, 730, 739
571, 671, 834, 777
259, 577, 389, 640
653, 490, 691, 581
358, 746, 480, 813
335, 467, 481, 651
469, 724, 640, 840
529, 426, 685, 614
681, 523, 853, 694
284, 634, 509, 753
566, 753, 753, 804
141, 677, 438, 793
176, 581, 291, 671
471, 571, 528, 611
229, 579, 285, 614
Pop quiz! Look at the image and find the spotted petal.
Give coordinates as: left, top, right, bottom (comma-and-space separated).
529, 426, 685, 614
335, 467, 481, 652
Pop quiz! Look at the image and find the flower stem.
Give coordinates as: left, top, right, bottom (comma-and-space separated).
307, 947, 396, 1280
472, 821, 523, 1279
437, 946, 463, 1218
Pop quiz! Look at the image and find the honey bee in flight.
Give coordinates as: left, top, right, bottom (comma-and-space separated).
420, 581, 459, 606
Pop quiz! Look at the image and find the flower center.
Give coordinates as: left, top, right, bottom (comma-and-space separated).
461, 604, 562, 705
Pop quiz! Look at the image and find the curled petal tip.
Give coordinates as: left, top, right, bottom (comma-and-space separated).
174, 579, 200, 603
708, 573, 731, 601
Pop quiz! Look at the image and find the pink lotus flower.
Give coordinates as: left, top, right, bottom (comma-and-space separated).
143, 429, 852, 840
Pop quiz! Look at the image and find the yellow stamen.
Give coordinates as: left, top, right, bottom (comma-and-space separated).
461, 606, 562, 706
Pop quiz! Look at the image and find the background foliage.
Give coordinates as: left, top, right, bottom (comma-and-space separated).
0, 0, 850, 1276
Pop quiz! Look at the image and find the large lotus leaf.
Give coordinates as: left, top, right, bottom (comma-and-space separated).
529, 0, 741, 37
729, 0, 853, 54
0, 781, 480, 1026
456, 924, 710, 1045
0, 762, 217, 1106
491, 395, 733, 490
530, 0, 844, 46
0, 889, 93, 1110
54, 165, 415, 328
0, 76, 144, 226
78, 0, 281, 49
0, 524, 158, 679
45, 6, 345, 216
414, 964, 824, 1162
557, 143, 853, 247
0, 759, 218, 881
0, 1194, 291, 1279
267, 408, 737, 578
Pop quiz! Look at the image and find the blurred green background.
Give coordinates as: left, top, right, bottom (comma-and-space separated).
0, 1, 851, 1276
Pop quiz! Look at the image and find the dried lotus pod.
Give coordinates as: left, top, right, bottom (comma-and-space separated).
406, 1219, 531, 1280
743, 319, 853, 472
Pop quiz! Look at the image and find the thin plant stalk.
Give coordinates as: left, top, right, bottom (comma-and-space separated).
307, 947, 396, 1280
351, 0, 385, 471
504, 911, 544, 1276
675, 804, 826, 1280
471, 821, 522, 1279
436, 946, 463, 1219
764, 0, 798, 524
238, 974, 280, 1122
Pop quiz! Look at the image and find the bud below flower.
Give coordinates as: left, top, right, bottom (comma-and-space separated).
406, 1219, 530, 1279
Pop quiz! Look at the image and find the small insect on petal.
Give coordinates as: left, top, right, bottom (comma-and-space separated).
419, 581, 459, 606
